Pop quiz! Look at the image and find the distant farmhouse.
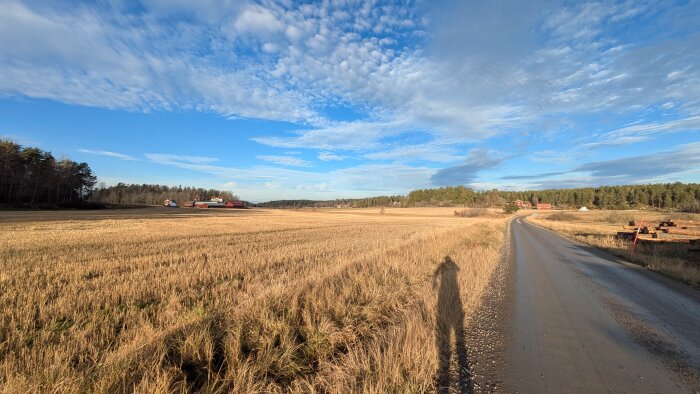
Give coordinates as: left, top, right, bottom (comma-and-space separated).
515, 200, 552, 209
514, 200, 532, 209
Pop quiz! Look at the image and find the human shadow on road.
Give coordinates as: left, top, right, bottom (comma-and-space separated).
433, 256, 473, 394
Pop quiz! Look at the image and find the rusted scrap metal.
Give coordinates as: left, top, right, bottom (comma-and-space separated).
618, 218, 700, 244
662, 227, 700, 236
618, 232, 693, 245
671, 219, 697, 226
658, 219, 698, 227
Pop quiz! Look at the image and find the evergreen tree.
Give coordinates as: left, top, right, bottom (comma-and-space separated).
0, 139, 96, 205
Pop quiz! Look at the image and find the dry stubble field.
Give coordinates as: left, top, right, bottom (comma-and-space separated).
0, 207, 508, 393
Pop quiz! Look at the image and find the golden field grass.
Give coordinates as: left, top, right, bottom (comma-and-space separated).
528, 210, 700, 286
0, 207, 509, 393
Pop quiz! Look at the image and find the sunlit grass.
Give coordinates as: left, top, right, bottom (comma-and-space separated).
0, 208, 507, 392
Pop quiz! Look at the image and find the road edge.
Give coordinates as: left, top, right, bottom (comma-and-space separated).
521, 217, 700, 389
465, 217, 516, 393
523, 215, 700, 295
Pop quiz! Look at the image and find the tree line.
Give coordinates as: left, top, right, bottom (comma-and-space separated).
257, 184, 700, 212
257, 195, 405, 208
3, 137, 698, 212
91, 183, 240, 206
405, 183, 700, 211
0, 139, 96, 206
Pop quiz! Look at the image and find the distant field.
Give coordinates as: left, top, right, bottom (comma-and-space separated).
528, 210, 700, 286
0, 207, 508, 392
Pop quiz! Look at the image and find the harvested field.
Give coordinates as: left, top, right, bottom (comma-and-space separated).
0, 207, 509, 392
529, 210, 700, 286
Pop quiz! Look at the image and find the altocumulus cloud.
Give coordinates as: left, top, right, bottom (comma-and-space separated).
3, 0, 700, 198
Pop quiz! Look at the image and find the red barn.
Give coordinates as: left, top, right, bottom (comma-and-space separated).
515, 200, 532, 208
537, 203, 552, 210
225, 201, 245, 208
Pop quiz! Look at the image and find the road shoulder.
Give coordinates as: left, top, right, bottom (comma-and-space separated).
465, 219, 516, 393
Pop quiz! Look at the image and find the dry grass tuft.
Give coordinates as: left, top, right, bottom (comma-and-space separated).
0, 207, 507, 392
453, 208, 489, 218
545, 212, 580, 222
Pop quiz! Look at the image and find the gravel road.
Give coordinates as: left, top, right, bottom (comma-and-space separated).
503, 218, 700, 393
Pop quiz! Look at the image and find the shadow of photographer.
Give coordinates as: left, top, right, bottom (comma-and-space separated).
433, 256, 473, 393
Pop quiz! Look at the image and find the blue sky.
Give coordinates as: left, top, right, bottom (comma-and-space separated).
1, 0, 699, 202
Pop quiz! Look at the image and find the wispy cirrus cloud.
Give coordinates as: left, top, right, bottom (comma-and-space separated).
143, 156, 291, 180
500, 171, 570, 181
252, 119, 409, 151
580, 136, 649, 149
585, 116, 700, 148
138, 152, 435, 201
256, 155, 312, 167
145, 154, 218, 165
78, 149, 138, 161
364, 143, 464, 163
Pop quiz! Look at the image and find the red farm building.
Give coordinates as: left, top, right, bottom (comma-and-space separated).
515, 200, 532, 209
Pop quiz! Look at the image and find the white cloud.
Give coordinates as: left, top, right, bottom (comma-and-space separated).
606, 116, 700, 139
667, 70, 683, 80
135, 150, 437, 201
78, 149, 138, 161
262, 42, 279, 53
364, 143, 464, 163
145, 153, 219, 164
252, 119, 409, 150
285, 25, 304, 41
580, 136, 648, 149
0, 0, 531, 147
233, 4, 283, 36
528, 150, 577, 164
331, 164, 434, 193
256, 155, 312, 167
318, 152, 345, 161
578, 116, 700, 148
0, 1, 314, 121
5, 0, 698, 150
4, 0, 700, 199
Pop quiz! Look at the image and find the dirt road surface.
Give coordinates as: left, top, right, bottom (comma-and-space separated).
503, 218, 700, 393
